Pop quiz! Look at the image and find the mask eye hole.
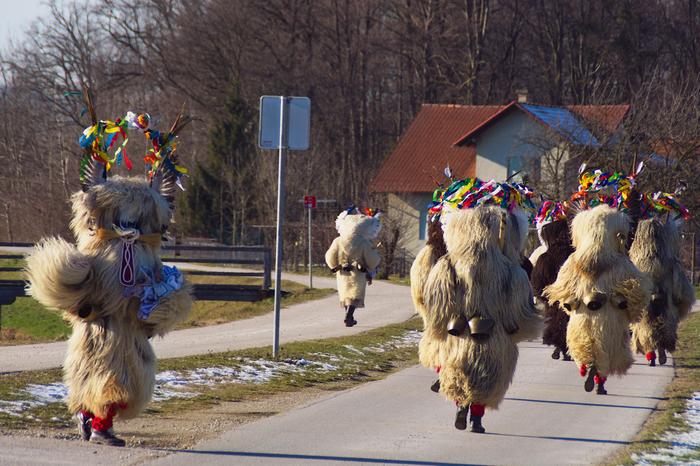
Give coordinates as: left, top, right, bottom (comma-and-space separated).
116, 217, 140, 231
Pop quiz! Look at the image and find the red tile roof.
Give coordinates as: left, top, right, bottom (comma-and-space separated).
566, 105, 630, 134
369, 102, 630, 193
369, 104, 504, 193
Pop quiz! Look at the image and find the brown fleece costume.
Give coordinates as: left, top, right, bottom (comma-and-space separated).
531, 219, 574, 359
629, 218, 695, 364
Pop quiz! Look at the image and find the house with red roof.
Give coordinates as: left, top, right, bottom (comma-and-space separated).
369, 98, 629, 255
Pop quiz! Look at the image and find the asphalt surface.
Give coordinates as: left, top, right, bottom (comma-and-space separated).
150, 346, 672, 466
0, 344, 673, 465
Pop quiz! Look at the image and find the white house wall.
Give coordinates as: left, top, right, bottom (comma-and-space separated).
387, 192, 432, 256
475, 110, 547, 181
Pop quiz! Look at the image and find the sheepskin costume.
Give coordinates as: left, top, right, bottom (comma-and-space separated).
422, 205, 541, 432
412, 220, 448, 374
545, 204, 651, 394
26, 174, 192, 443
531, 215, 574, 361
629, 217, 695, 365
26, 101, 192, 445
325, 209, 381, 321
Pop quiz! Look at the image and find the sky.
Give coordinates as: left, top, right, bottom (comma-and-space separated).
0, 0, 50, 51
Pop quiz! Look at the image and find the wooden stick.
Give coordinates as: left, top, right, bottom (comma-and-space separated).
82, 85, 97, 125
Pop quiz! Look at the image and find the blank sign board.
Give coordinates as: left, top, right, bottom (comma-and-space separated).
258, 96, 311, 150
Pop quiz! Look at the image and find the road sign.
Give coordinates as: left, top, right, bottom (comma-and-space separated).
258, 96, 311, 150
304, 195, 317, 209
258, 96, 311, 359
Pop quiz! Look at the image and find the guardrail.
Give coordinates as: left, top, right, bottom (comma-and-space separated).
0, 242, 274, 335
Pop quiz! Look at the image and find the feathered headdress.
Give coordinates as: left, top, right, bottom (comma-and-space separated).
429, 177, 536, 223
77, 87, 191, 206
78, 86, 147, 191
639, 191, 690, 221
569, 165, 640, 212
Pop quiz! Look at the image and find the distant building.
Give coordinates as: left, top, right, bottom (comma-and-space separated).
369, 100, 629, 255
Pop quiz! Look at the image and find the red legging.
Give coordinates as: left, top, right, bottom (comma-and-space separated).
470, 403, 485, 417
80, 403, 127, 431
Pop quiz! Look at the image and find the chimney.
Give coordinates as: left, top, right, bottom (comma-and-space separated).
516, 89, 528, 103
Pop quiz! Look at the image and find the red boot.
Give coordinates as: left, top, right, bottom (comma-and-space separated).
90, 403, 126, 447
579, 364, 588, 377
646, 351, 656, 367
469, 403, 486, 433
594, 374, 607, 395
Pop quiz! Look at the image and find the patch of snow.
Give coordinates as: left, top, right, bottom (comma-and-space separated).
25, 383, 67, 404
0, 330, 419, 417
633, 392, 700, 465
343, 345, 365, 355
0, 383, 68, 417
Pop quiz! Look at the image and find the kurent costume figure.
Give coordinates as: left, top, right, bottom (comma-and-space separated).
531, 201, 574, 361
545, 170, 651, 395
25, 101, 192, 446
629, 192, 695, 366
422, 180, 541, 433
325, 207, 382, 326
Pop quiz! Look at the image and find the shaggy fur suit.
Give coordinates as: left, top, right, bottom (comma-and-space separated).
412, 221, 448, 370
26, 176, 192, 423
545, 205, 651, 383
629, 218, 695, 362
421, 206, 542, 409
531, 219, 575, 358
325, 214, 381, 309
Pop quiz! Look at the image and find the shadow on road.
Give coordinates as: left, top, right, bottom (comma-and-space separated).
487, 432, 631, 445
164, 450, 480, 465
505, 396, 656, 410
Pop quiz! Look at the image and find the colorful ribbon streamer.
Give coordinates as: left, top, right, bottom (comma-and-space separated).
428, 177, 536, 222
639, 191, 691, 220
535, 200, 568, 227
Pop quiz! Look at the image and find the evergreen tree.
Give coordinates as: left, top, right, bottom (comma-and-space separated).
182, 82, 256, 244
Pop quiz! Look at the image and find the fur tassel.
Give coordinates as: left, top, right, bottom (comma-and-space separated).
25, 237, 95, 314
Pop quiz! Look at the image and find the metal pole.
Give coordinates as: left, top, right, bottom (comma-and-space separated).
272, 97, 287, 358
308, 206, 313, 288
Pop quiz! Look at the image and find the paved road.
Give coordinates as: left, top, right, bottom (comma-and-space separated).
0, 249, 683, 464
153, 346, 672, 466
1, 343, 671, 465
0, 270, 414, 373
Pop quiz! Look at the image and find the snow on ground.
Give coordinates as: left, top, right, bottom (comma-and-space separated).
153, 357, 338, 401
633, 392, 700, 465
0, 330, 420, 418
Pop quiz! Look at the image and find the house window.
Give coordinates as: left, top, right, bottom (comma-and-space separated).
507, 156, 523, 179
419, 210, 427, 241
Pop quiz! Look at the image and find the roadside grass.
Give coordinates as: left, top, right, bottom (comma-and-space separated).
0, 252, 334, 344
378, 274, 411, 286
178, 275, 334, 328
0, 317, 422, 440
607, 310, 700, 465
284, 264, 411, 287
